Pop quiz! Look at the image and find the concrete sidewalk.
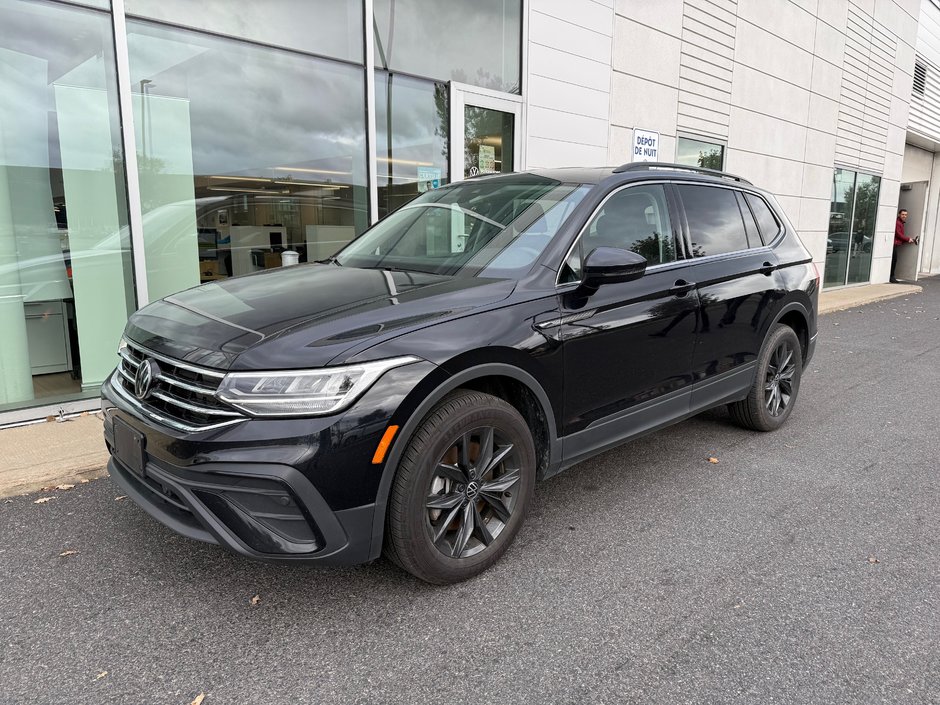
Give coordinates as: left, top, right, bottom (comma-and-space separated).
0, 280, 925, 498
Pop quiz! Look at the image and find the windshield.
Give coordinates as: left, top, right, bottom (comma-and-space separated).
336, 175, 590, 276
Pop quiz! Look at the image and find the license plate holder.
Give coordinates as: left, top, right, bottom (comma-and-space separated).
113, 417, 146, 477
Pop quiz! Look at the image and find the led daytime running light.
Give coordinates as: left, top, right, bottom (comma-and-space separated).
215, 356, 420, 417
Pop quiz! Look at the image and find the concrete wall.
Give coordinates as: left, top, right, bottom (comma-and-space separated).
524, 0, 614, 168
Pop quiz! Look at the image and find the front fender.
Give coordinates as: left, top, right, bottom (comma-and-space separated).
366, 361, 562, 561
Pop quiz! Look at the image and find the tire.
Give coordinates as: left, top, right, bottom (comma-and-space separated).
729, 323, 802, 432
384, 389, 536, 584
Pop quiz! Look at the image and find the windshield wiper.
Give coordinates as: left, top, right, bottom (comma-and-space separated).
315, 256, 342, 266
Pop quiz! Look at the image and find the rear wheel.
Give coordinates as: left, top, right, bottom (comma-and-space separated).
729, 324, 802, 432
384, 390, 536, 584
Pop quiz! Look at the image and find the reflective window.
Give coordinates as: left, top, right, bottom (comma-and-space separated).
583, 185, 677, 265
464, 106, 514, 179
376, 72, 449, 219
745, 193, 781, 244
677, 136, 725, 170
337, 176, 588, 277
374, 0, 522, 93
0, 0, 134, 411
679, 185, 749, 257
127, 21, 369, 300
824, 169, 879, 287
125, 0, 363, 63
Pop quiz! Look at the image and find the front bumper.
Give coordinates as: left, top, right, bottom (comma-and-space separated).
106, 453, 374, 563
101, 360, 436, 564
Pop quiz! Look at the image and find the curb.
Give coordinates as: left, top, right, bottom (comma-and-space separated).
818, 284, 922, 315
2, 466, 110, 500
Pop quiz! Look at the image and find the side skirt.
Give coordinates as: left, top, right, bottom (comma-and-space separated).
555, 363, 756, 476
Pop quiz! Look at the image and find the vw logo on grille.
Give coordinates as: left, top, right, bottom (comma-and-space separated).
134, 359, 161, 401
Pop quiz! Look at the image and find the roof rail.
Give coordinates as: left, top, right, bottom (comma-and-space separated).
613, 161, 753, 185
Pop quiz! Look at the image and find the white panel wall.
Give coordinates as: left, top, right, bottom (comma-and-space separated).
909, 3, 940, 143
606, 0, 918, 284
524, 0, 614, 168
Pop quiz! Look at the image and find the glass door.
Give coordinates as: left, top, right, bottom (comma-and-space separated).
449, 83, 522, 182
824, 168, 881, 288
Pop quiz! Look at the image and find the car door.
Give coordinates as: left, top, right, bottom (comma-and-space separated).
555, 182, 700, 464
673, 183, 784, 411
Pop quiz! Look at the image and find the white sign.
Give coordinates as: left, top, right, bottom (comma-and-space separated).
478, 145, 496, 173
633, 128, 660, 162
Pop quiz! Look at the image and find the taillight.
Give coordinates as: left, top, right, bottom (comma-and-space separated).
811, 261, 821, 287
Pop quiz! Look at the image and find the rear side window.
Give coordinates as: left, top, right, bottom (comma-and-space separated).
678, 185, 749, 257
744, 193, 782, 244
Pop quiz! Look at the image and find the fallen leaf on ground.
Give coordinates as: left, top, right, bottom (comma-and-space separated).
60, 550, 79, 557
114, 496, 127, 501
868, 555, 880, 564
250, 594, 261, 606
191, 693, 206, 705
94, 671, 108, 680
708, 457, 719, 464
55, 484, 75, 491
80, 479, 90, 484
33, 497, 55, 504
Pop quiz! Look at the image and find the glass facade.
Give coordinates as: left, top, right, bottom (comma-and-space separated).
0, 0, 134, 411
0, 0, 524, 418
375, 72, 449, 219
825, 168, 880, 288
125, 0, 363, 62
374, 0, 522, 93
126, 20, 368, 296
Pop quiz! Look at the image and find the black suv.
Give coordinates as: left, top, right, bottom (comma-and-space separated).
102, 163, 818, 584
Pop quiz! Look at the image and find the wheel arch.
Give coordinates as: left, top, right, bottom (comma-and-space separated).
769, 298, 812, 365
367, 360, 561, 561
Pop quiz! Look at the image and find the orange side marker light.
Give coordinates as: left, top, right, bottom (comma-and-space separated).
372, 425, 399, 465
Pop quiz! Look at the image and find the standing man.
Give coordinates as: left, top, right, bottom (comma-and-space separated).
891, 209, 918, 283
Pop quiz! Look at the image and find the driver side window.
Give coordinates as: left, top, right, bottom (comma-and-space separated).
586, 185, 676, 266
561, 184, 677, 283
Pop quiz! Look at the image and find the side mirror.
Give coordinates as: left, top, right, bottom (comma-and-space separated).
582, 247, 647, 288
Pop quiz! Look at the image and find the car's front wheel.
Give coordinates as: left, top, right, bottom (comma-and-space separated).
384, 390, 536, 584
729, 323, 803, 432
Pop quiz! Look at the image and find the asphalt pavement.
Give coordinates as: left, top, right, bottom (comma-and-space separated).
1, 279, 938, 705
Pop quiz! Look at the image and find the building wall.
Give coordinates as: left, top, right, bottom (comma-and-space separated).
905, 0, 940, 275
608, 0, 920, 285
524, 0, 614, 167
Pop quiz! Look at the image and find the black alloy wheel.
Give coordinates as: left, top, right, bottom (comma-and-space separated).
425, 425, 521, 559
764, 337, 797, 417
385, 390, 536, 584
729, 323, 802, 432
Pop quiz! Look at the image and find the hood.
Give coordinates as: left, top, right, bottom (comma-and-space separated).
124, 263, 515, 370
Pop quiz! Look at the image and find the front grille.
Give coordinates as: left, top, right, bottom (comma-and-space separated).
115, 340, 244, 432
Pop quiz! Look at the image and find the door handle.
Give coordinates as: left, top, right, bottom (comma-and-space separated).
759, 261, 775, 275
670, 279, 695, 295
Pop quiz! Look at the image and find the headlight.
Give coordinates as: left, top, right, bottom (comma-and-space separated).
215, 356, 420, 417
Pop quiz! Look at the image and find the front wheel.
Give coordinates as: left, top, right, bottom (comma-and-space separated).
384, 390, 536, 584
729, 324, 802, 432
